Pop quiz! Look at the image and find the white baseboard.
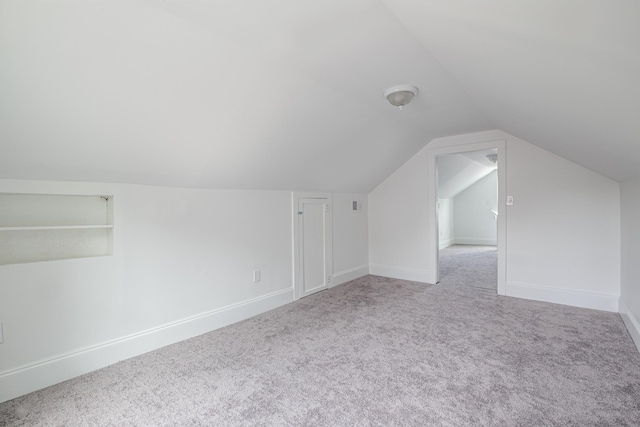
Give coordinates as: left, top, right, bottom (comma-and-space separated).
454, 238, 497, 246
439, 239, 454, 250
619, 299, 640, 353
506, 281, 619, 312
369, 264, 430, 283
332, 265, 369, 287
0, 287, 294, 404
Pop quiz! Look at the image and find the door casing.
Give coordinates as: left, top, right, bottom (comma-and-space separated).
292, 193, 333, 299
427, 140, 507, 295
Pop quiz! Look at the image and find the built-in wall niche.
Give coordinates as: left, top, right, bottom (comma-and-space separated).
0, 193, 114, 265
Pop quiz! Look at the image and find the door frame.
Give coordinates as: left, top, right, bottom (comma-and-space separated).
427, 139, 507, 295
292, 192, 333, 300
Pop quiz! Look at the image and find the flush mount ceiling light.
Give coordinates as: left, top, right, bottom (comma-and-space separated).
384, 85, 419, 109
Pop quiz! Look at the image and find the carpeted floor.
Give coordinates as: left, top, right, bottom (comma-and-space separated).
2, 275, 639, 426
439, 245, 497, 290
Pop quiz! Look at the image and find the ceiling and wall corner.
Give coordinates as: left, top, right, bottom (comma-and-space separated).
369, 129, 620, 311
1, 1, 639, 401
380, 0, 640, 183
0, 0, 491, 193
3, 1, 637, 192
437, 149, 497, 199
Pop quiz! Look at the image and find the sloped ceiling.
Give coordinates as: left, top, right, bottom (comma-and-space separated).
382, 0, 640, 183
0, 1, 638, 193
438, 150, 497, 199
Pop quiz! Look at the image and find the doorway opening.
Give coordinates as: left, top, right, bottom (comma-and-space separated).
436, 149, 498, 290
427, 140, 506, 295
292, 193, 333, 300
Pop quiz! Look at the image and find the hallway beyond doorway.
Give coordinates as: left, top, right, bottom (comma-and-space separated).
439, 244, 497, 290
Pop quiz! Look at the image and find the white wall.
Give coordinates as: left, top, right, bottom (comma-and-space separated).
369, 130, 621, 311
620, 176, 640, 351
504, 134, 620, 308
438, 198, 454, 249
368, 150, 430, 282
0, 179, 369, 402
453, 170, 497, 245
332, 193, 369, 286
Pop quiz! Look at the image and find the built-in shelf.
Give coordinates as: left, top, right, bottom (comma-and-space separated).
0, 193, 114, 265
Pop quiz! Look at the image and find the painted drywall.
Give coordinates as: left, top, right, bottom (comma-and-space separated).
437, 153, 495, 199
453, 170, 497, 245
438, 198, 454, 249
0, 0, 493, 194
620, 176, 640, 351
369, 130, 620, 311
0, 180, 295, 402
332, 193, 369, 285
381, 0, 640, 183
503, 133, 620, 308
0, 180, 369, 402
368, 149, 430, 282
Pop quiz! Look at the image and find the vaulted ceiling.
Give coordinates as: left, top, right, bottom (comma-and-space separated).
438, 150, 497, 199
1, 1, 638, 193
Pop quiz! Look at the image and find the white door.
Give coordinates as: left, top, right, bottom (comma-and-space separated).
297, 198, 332, 298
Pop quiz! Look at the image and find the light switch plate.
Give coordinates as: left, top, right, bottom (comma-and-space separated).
0, 323, 4, 344
506, 196, 514, 206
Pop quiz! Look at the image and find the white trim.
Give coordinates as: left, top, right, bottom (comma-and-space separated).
331, 265, 369, 287
0, 225, 114, 231
0, 287, 294, 403
427, 139, 507, 295
439, 238, 455, 250
453, 238, 497, 246
369, 264, 430, 283
292, 192, 333, 300
619, 299, 640, 352
506, 281, 619, 312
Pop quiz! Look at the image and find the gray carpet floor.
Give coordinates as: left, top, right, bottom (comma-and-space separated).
439, 244, 497, 290
2, 275, 640, 426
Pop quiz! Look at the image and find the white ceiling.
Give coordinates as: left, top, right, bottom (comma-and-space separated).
438, 150, 497, 199
1, 1, 638, 192
382, 0, 640, 183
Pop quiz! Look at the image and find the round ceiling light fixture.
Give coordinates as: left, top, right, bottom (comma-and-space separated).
384, 85, 419, 109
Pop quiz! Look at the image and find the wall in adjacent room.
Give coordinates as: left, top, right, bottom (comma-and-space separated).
620, 176, 640, 351
369, 130, 620, 312
438, 198, 454, 249
453, 170, 497, 246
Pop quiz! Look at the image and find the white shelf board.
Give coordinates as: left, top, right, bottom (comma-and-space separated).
0, 225, 114, 231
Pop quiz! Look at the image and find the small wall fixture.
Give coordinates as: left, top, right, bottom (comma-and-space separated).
486, 153, 498, 164
384, 85, 419, 109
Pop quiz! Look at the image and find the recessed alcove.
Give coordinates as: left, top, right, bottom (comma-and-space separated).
0, 193, 114, 265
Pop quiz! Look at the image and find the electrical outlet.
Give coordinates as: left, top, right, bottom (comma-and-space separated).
253, 269, 261, 283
